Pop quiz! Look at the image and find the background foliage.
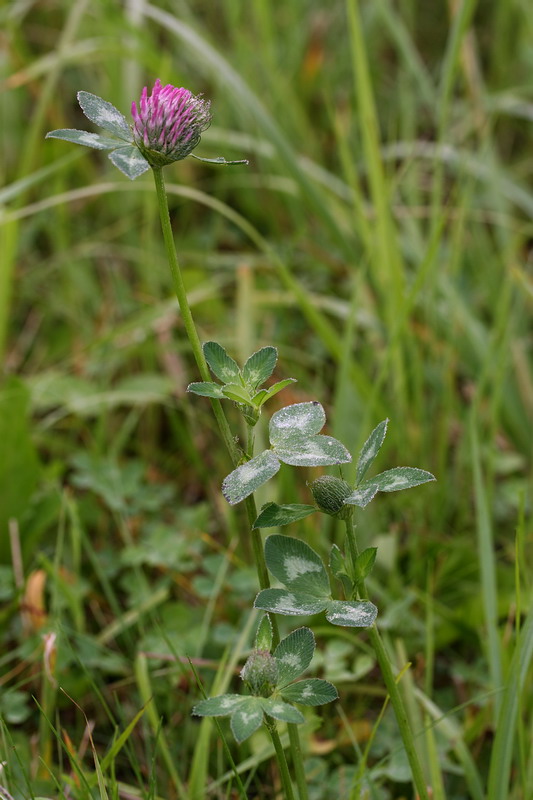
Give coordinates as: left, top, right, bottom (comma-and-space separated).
1, 0, 532, 798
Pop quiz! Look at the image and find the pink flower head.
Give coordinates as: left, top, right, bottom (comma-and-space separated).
131, 80, 212, 167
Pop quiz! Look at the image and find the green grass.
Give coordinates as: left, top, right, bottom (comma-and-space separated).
1, 0, 532, 798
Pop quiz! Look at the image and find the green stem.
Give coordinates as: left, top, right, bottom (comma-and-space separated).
266, 719, 297, 800
153, 165, 308, 799
344, 520, 429, 800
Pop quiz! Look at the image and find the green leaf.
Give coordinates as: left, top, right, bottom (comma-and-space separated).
325, 600, 378, 628
356, 419, 388, 484
187, 381, 225, 398
222, 450, 280, 505
190, 154, 249, 165
253, 502, 317, 529
251, 389, 268, 406
255, 615, 273, 651
203, 341, 241, 383
354, 548, 377, 583
221, 383, 253, 404
273, 627, 315, 686
256, 378, 297, 406
280, 679, 338, 707
230, 698, 264, 743
192, 694, 245, 717
242, 346, 278, 389
260, 698, 304, 724
108, 146, 150, 179
344, 484, 379, 508
275, 434, 351, 467
366, 466, 436, 493
45, 129, 122, 150
269, 401, 326, 444
264, 535, 330, 596
77, 91, 132, 140
254, 589, 327, 617
329, 544, 346, 576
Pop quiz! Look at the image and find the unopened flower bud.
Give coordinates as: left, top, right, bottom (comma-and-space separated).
310, 475, 353, 520
240, 649, 278, 696
131, 80, 212, 167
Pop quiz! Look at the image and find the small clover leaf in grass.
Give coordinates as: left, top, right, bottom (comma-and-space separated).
222, 402, 351, 505
254, 535, 378, 628
188, 342, 296, 427
192, 624, 337, 743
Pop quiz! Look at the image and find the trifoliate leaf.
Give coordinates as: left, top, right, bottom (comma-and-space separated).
45, 129, 122, 150
365, 466, 435, 493
203, 342, 240, 383
269, 402, 326, 445
187, 381, 225, 398
273, 627, 315, 686
222, 450, 280, 505
325, 600, 378, 628
230, 697, 264, 743
221, 384, 253, 404
264, 535, 330, 596
280, 679, 338, 707
356, 419, 388, 484
77, 91, 132, 140
253, 502, 317, 529
254, 589, 327, 617
108, 146, 150, 179
260, 697, 304, 724
192, 694, 245, 717
242, 347, 277, 389
275, 434, 351, 467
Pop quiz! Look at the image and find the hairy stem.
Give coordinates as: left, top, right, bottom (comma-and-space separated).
344, 519, 430, 800
153, 165, 308, 799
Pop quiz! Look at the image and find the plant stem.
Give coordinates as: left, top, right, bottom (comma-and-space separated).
344, 519, 430, 800
153, 165, 308, 799
266, 719, 297, 800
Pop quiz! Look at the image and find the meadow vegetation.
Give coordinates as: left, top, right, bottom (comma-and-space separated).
1, 0, 532, 798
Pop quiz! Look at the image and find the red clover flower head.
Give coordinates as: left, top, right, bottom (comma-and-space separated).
131, 80, 212, 167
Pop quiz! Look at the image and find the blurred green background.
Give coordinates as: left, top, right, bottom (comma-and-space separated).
0, 0, 532, 798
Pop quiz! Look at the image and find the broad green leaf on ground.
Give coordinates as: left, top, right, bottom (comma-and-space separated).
45, 129, 122, 150
77, 91, 132, 140
366, 467, 435, 492
264, 535, 330, 596
192, 694, 246, 717
222, 450, 280, 505
269, 401, 326, 444
356, 419, 389, 483
253, 502, 317, 529
230, 697, 264, 742
260, 697, 304, 724
325, 600, 378, 628
280, 679, 338, 706
242, 347, 277, 388
254, 589, 327, 617
275, 434, 351, 467
203, 341, 241, 383
187, 381, 225, 398
273, 627, 315, 686
108, 146, 150, 179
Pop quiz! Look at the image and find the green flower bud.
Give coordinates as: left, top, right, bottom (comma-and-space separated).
310, 475, 354, 520
240, 649, 278, 696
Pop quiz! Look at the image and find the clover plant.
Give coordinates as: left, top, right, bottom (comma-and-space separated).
47, 80, 435, 800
